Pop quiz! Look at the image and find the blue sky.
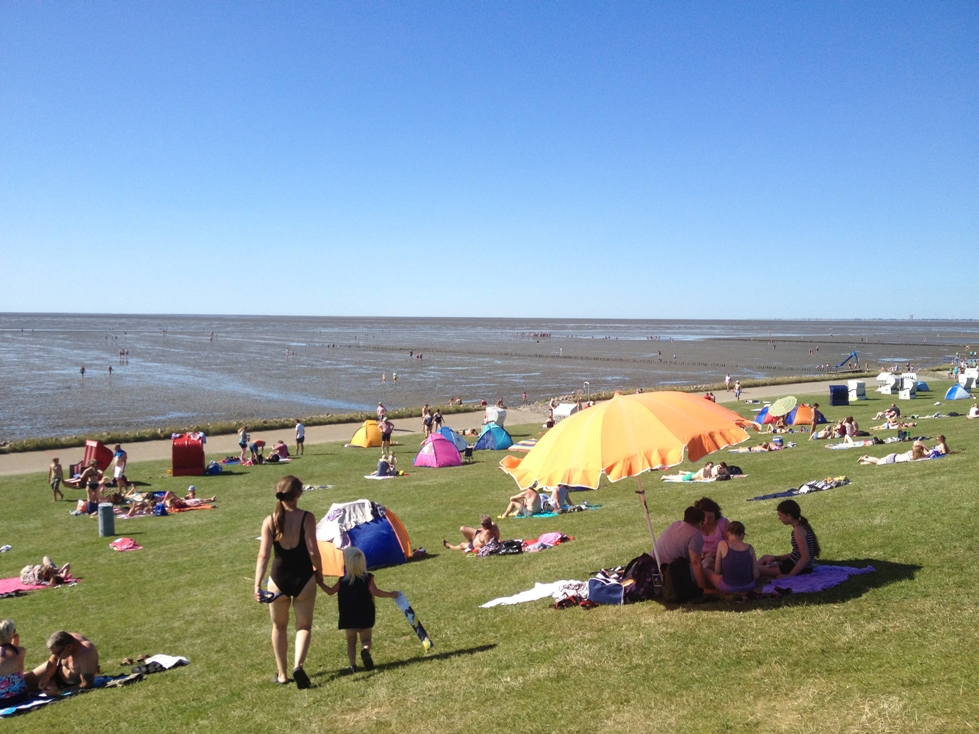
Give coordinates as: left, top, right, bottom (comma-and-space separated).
1, 2, 976, 319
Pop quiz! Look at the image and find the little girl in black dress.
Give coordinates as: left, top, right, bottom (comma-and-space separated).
322, 547, 398, 673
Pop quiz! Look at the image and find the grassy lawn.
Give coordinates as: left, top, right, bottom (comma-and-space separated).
1, 383, 976, 733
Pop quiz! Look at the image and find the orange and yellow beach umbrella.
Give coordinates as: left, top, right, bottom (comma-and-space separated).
500, 391, 753, 490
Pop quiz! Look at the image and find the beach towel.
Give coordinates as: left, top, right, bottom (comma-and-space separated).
508, 439, 538, 452
365, 474, 396, 480
480, 580, 584, 608
167, 503, 216, 513
0, 675, 131, 719
747, 477, 850, 502
662, 474, 749, 483
506, 503, 601, 518
0, 574, 77, 595
826, 439, 879, 449
762, 565, 874, 594
109, 537, 142, 552
729, 443, 796, 454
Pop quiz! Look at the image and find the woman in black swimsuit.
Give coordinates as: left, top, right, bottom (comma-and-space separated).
254, 476, 325, 688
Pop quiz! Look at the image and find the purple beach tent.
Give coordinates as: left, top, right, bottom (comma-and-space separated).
413, 433, 463, 468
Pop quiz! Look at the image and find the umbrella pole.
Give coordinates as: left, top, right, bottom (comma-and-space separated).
635, 476, 662, 569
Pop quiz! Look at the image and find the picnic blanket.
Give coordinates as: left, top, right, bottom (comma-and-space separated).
481, 580, 584, 608
762, 565, 874, 594
475, 532, 573, 557
747, 477, 850, 502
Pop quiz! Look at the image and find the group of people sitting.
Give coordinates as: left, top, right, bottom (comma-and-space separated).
0, 621, 100, 706
655, 497, 820, 595
372, 453, 399, 477
810, 416, 865, 441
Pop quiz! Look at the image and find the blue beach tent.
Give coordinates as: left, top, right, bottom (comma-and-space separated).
438, 426, 470, 452
945, 384, 972, 400
917, 381, 930, 392
474, 422, 514, 451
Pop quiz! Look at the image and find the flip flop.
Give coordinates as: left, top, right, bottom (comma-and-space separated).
271, 675, 289, 685
292, 667, 311, 689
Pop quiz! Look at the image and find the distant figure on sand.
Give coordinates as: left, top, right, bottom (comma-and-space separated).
734, 381, 742, 400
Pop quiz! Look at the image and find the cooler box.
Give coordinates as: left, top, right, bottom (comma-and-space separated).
829, 385, 849, 406
172, 434, 205, 476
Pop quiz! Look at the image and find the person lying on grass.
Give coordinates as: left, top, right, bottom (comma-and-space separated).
19, 557, 70, 586
857, 441, 928, 465
162, 490, 216, 510
443, 515, 500, 552
758, 500, 820, 578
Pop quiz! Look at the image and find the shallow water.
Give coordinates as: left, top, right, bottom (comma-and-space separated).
1, 314, 975, 441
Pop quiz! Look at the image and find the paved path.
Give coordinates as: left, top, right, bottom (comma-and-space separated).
0, 408, 545, 477
0, 377, 889, 478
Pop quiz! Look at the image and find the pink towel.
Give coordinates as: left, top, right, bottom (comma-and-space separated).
109, 537, 143, 552
0, 573, 77, 594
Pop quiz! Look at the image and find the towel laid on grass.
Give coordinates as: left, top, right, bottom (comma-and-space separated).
0, 574, 78, 595
747, 477, 850, 502
662, 474, 749, 483
762, 565, 874, 594
507, 504, 601, 518
825, 439, 879, 449
109, 537, 142, 552
0, 675, 131, 718
481, 580, 584, 608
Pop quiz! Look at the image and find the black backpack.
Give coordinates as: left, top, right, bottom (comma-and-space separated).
661, 557, 703, 603
622, 553, 659, 603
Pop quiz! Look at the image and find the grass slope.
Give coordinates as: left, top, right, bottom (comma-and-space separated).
0, 383, 976, 733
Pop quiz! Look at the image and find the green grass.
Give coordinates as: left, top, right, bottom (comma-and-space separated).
1, 383, 976, 732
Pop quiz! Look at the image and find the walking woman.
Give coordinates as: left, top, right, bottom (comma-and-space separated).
254, 476, 325, 688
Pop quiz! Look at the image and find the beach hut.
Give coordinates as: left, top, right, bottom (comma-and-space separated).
347, 420, 382, 448
438, 426, 469, 452
483, 406, 507, 427
316, 500, 412, 577
70, 440, 114, 477
945, 384, 972, 401
474, 422, 514, 450
552, 403, 579, 422
414, 433, 462, 468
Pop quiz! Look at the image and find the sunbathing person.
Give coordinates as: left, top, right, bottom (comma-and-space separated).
24, 631, 100, 695
931, 435, 950, 456
500, 487, 542, 518
967, 403, 979, 419
19, 557, 70, 587
443, 515, 500, 552
857, 442, 929, 465
731, 441, 780, 453
162, 490, 215, 510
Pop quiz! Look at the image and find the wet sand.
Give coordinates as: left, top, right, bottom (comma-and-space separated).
0, 379, 850, 477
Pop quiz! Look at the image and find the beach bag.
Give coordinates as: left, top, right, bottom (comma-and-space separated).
267, 454, 280, 463
587, 577, 624, 605
205, 461, 223, 475
153, 503, 168, 516
661, 557, 702, 603
622, 553, 659, 603
495, 540, 524, 555
727, 465, 743, 476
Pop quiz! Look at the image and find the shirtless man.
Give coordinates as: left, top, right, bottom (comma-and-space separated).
443, 515, 500, 552
499, 487, 542, 518
25, 631, 100, 694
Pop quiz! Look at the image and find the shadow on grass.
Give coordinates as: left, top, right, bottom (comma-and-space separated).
662, 559, 921, 613
309, 644, 497, 685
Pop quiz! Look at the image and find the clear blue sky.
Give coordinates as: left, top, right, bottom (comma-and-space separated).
2, 2, 976, 319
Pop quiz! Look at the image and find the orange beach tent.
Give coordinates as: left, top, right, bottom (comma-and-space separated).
347, 420, 382, 448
